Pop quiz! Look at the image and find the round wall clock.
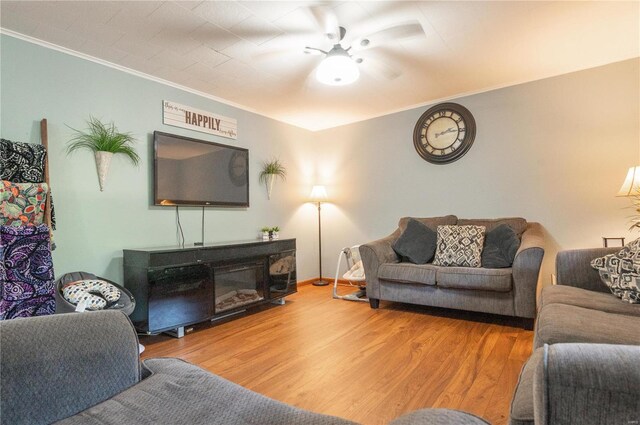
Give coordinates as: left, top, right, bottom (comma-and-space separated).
413, 102, 476, 164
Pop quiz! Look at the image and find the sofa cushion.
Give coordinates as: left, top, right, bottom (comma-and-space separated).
398, 215, 458, 232
58, 358, 358, 425
590, 238, 640, 304
433, 225, 485, 268
509, 348, 543, 425
392, 218, 437, 264
436, 267, 512, 292
389, 408, 489, 425
482, 224, 520, 268
458, 217, 528, 238
534, 303, 640, 349
539, 285, 640, 317
378, 262, 437, 286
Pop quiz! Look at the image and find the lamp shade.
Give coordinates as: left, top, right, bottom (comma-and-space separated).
309, 185, 328, 202
617, 166, 640, 197
316, 55, 360, 86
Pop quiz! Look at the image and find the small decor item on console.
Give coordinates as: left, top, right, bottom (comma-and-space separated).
62, 280, 122, 310
261, 227, 270, 241
591, 238, 640, 304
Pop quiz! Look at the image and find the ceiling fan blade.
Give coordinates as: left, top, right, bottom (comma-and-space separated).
303, 47, 325, 56
307, 5, 341, 42
353, 22, 425, 51
359, 56, 401, 81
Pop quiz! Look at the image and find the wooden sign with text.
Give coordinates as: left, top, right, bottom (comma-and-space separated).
163, 100, 237, 140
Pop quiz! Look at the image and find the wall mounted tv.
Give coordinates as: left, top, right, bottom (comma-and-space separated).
154, 131, 249, 207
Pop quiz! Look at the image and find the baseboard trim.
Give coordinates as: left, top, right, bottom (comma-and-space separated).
298, 278, 365, 286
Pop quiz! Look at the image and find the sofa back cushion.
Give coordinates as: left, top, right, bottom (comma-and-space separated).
0, 311, 141, 425
458, 217, 528, 238
398, 215, 458, 233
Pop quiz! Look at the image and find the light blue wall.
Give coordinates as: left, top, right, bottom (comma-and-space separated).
2, 33, 639, 291
0, 34, 319, 282
312, 58, 640, 287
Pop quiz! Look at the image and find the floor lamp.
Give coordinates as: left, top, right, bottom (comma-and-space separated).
310, 185, 329, 286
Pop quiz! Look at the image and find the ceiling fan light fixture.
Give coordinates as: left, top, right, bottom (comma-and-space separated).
315, 54, 360, 86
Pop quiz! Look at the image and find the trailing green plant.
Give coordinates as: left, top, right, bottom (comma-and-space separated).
258, 158, 286, 184
66, 116, 140, 165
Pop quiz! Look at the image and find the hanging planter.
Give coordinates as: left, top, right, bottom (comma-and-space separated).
66, 116, 140, 191
94, 151, 113, 191
259, 158, 286, 200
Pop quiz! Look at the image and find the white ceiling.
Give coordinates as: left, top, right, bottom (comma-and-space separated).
1, 1, 638, 131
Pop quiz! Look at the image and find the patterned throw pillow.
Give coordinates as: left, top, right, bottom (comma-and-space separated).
433, 225, 486, 267
591, 238, 640, 304
0, 180, 48, 227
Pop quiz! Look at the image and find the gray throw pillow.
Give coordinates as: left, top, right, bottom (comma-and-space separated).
482, 224, 520, 268
393, 218, 437, 264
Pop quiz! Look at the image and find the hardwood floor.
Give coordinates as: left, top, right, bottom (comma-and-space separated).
141, 284, 533, 425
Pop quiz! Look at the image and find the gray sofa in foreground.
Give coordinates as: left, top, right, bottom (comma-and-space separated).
361, 216, 544, 325
2, 310, 637, 424
0, 310, 487, 425
509, 247, 640, 425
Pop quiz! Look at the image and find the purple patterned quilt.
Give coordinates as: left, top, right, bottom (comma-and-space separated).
0, 224, 55, 319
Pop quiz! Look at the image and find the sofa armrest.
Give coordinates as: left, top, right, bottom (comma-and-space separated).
556, 247, 619, 293
0, 311, 141, 425
512, 222, 545, 318
360, 231, 400, 299
534, 343, 640, 425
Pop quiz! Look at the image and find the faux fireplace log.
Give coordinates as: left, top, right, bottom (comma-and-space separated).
123, 239, 296, 335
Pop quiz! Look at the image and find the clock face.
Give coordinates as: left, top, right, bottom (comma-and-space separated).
413, 103, 476, 164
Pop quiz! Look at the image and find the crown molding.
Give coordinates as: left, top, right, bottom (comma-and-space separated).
1, 28, 638, 133
0, 28, 310, 131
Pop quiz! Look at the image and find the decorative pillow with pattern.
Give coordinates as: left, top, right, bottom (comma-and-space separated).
0, 180, 48, 227
591, 238, 640, 304
62, 280, 121, 310
433, 225, 486, 267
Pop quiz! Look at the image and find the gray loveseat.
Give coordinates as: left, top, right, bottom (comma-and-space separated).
509, 247, 640, 425
361, 216, 544, 325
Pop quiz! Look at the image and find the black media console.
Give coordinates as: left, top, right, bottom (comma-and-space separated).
123, 239, 296, 336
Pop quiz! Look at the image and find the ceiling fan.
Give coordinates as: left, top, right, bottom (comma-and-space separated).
300, 6, 426, 86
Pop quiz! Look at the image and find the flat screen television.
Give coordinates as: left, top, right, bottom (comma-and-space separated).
154, 131, 249, 207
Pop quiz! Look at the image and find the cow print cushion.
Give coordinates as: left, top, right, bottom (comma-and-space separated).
62, 280, 121, 310
591, 238, 640, 304
433, 225, 486, 268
